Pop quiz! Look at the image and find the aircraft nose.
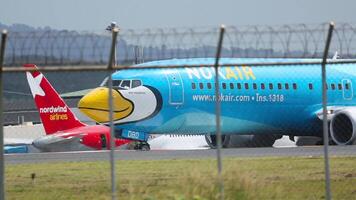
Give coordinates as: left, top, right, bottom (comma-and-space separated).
78, 87, 134, 123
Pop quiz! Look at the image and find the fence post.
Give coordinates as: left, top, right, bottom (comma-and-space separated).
0, 29, 8, 200
322, 22, 334, 200
108, 27, 119, 200
214, 25, 225, 200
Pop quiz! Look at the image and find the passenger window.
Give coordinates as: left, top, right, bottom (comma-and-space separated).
269, 83, 273, 90
261, 83, 265, 90
253, 83, 257, 90
345, 83, 350, 90
131, 80, 142, 88
207, 83, 212, 89
222, 83, 226, 89
244, 83, 249, 90
199, 83, 204, 89
338, 83, 342, 90
237, 83, 242, 89
285, 83, 289, 90
308, 83, 313, 90
331, 83, 335, 90
192, 83, 196, 89
293, 83, 297, 90
230, 83, 234, 89
278, 83, 282, 90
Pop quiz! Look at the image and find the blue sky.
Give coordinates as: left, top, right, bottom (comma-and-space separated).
0, 0, 355, 31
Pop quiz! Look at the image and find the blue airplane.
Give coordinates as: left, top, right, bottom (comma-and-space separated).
78, 58, 356, 148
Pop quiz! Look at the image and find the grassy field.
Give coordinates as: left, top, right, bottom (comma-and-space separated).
5, 156, 356, 200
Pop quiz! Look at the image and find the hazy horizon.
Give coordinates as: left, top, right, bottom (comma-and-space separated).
1, 0, 355, 31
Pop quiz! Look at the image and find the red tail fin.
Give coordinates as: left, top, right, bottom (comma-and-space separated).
25, 64, 85, 134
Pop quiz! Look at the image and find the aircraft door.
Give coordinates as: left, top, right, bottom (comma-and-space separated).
342, 79, 353, 100
165, 70, 184, 105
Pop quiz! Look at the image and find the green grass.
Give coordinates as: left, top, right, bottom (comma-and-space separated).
5, 156, 356, 200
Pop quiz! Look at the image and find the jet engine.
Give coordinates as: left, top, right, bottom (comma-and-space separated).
205, 134, 280, 148
330, 108, 356, 145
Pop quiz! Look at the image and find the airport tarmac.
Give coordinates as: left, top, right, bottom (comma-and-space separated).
4, 123, 297, 152
5, 145, 356, 164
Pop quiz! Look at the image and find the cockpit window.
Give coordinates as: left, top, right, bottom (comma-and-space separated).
112, 80, 122, 87
120, 80, 131, 89
111, 79, 142, 90
132, 80, 142, 88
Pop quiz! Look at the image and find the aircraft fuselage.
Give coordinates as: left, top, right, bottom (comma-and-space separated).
78, 58, 356, 139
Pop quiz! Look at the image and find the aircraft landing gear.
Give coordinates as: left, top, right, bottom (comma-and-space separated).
134, 142, 150, 151
116, 129, 151, 151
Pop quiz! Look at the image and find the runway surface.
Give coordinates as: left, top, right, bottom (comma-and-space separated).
5, 145, 356, 164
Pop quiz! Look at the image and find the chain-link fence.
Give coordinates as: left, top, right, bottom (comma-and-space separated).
3, 23, 356, 66
2, 24, 356, 200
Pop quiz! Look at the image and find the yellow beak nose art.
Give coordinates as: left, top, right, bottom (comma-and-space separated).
78, 87, 133, 123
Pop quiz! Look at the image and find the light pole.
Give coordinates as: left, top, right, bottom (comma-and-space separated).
106, 22, 119, 66
106, 22, 119, 200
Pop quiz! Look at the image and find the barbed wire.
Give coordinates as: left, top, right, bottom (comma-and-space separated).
3, 23, 356, 66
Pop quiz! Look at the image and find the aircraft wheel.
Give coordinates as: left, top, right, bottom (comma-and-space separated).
140, 143, 150, 151
205, 135, 230, 149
